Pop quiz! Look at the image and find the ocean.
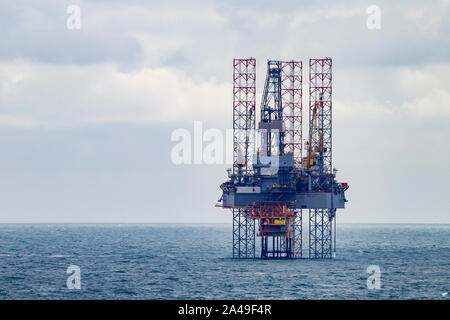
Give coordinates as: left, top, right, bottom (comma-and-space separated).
0, 223, 448, 300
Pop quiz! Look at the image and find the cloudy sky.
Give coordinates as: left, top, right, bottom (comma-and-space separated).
0, 0, 449, 223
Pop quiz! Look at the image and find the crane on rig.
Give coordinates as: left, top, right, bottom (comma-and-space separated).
303, 94, 323, 170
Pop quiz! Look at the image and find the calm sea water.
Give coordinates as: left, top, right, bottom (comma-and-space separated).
0, 223, 448, 300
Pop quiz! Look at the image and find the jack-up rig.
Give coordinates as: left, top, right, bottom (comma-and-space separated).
216, 58, 349, 259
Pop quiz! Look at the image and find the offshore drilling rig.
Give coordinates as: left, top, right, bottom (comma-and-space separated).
217, 58, 349, 259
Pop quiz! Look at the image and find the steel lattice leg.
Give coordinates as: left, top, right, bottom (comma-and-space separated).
232, 209, 240, 258
293, 209, 303, 258
309, 209, 333, 259
245, 211, 256, 258
233, 209, 255, 258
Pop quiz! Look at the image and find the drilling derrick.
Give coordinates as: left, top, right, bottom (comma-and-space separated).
218, 57, 348, 259
257, 60, 294, 258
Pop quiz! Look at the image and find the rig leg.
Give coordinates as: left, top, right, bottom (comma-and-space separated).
233, 208, 255, 258
261, 237, 268, 258
309, 209, 333, 258
245, 210, 256, 258
292, 209, 303, 258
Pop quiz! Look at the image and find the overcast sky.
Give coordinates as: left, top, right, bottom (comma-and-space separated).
0, 0, 449, 223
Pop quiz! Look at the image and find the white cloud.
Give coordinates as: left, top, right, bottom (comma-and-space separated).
1, 59, 449, 129
0, 60, 230, 128
402, 88, 450, 119
401, 1, 449, 38
0, 114, 40, 127
333, 63, 450, 122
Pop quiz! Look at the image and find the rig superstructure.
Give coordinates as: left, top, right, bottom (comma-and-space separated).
217, 57, 349, 259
